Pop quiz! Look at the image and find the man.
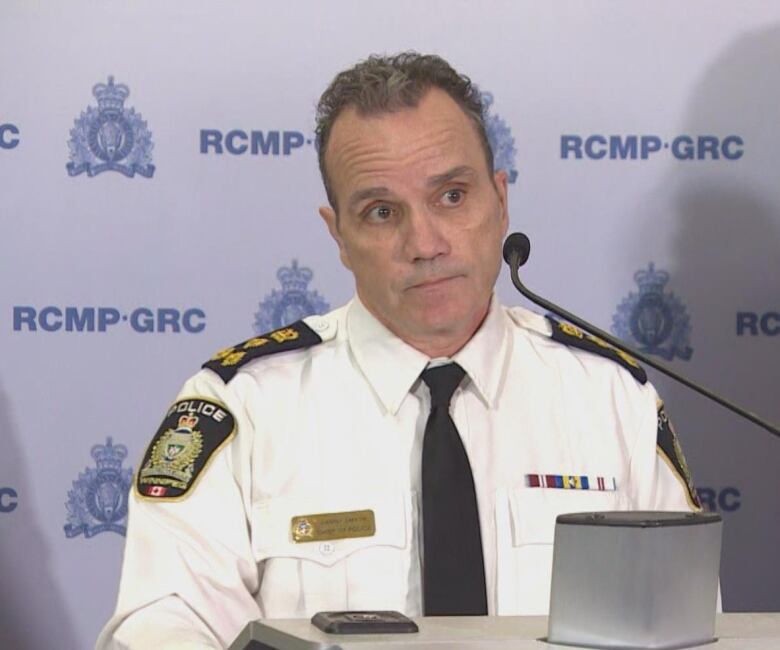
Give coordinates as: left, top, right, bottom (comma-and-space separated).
97, 52, 700, 649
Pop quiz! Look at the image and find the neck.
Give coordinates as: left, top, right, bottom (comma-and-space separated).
359, 294, 492, 359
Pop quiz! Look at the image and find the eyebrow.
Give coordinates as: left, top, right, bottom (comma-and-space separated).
346, 166, 477, 213
347, 186, 391, 212
426, 165, 476, 187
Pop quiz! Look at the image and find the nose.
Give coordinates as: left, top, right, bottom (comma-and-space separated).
401, 207, 451, 262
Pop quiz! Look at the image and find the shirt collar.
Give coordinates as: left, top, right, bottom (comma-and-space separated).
347, 297, 429, 415
346, 295, 510, 414
451, 294, 510, 409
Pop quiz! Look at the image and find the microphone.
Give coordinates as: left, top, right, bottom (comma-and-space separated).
502, 232, 780, 438
502, 232, 531, 268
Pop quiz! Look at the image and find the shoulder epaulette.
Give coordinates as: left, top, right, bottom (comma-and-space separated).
546, 316, 647, 384
202, 320, 323, 383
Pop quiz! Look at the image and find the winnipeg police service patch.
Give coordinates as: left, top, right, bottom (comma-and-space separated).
656, 403, 702, 511
136, 398, 235, 500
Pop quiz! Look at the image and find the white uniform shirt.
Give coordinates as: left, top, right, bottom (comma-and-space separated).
97, 297, 697, 650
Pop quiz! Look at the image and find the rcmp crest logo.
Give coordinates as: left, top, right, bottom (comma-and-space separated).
66, 76, 155, 178
612, 263, 693, 361
253, 259, 330, 334
64, 437, 133, 538
482, 91, 518, 184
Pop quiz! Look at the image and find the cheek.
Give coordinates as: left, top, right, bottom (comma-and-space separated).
339, 232, 375, 270
351, 251, 393, 290
468, 230, 503, 287
351, 236, 399, 273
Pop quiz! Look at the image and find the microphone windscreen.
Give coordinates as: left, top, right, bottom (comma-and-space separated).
502, 232, 531, 266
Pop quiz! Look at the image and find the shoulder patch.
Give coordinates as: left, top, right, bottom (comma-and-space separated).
202, 320, 323, 383
656, 403, 702, 511
136, 398, 235, 501
546, 316, 647, 384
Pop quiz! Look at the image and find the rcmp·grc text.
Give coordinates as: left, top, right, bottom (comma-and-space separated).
13, 307, 206, 333
696, 487, 741, 513
736, 312, 780, 336
0, 123, 20, 149
0, 488, 18, 513
200, 129, 311, 156
561, 135, 744, 160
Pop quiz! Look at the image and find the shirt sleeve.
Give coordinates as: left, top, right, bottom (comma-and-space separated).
98, 596, 221, 649
626, 380, 702, 513
96, 370, 260, 650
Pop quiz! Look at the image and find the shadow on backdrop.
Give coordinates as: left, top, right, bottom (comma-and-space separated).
646, 24, 780, 611
0, 380, 79, 649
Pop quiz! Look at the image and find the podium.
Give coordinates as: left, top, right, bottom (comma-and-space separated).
228, 511, 734, 649
229, 614, 780, 649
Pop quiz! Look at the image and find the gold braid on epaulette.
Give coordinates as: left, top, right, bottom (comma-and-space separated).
202, 320, 323, 383
547, 317, 647, 384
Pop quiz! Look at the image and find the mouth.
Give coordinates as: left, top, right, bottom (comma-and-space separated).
407, 275, 463, 291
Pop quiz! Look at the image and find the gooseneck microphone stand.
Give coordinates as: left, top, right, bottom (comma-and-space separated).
502, 232, 780, 438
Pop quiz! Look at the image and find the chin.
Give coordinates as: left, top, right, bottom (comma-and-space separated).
414, 303, 473, 336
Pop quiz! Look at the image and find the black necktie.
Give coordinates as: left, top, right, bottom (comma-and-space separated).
421, 363, 488, 616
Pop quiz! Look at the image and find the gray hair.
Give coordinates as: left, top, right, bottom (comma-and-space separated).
315, 51, 494, 210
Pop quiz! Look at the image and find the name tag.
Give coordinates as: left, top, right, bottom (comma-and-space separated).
291, 509, 376, 543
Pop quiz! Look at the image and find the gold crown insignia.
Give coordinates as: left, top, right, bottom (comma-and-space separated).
178, 414, 199, 430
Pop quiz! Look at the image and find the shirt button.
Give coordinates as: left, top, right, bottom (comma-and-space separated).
319, 542, 335, 556
308, 317, 328, 333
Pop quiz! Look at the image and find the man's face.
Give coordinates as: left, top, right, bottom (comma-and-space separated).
319, 88, 509, 353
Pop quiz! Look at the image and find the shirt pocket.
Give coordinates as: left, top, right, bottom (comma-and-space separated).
495, 487, 625, 615
252, 492, 411, 617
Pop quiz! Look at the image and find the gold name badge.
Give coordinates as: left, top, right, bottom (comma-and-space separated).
291, 509, 376, 543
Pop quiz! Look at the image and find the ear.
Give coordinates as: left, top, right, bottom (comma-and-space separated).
318, 205, 353, 271
492, 169, 510, 236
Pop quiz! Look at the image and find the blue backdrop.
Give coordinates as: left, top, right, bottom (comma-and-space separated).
1, 2, 779, 647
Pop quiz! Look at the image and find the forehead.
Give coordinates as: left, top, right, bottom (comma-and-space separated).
325, 88, 487, 203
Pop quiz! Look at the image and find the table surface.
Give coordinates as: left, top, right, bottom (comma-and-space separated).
232, 613, 780, 650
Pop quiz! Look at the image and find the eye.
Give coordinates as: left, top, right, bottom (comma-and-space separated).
364, 204, 395, 223
441, 188, 465, 206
